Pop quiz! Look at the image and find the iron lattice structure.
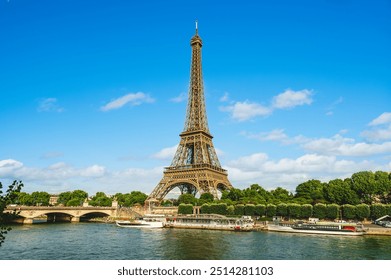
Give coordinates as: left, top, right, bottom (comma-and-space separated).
145, 25, 232, 207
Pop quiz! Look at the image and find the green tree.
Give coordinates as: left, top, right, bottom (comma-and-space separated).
88, 192, 112, 207
1, 181, 23, 247
70, 190, 88, 205
58, 190, 88, 206
370, 204, 387, 220
313, 203, 327, 219
301, 204, 313, 219
356, 204, 370, 221
276, 203, 288, 217
255, 204, 266, 217
199, 193, 214, 203
326, 204, 340, 220
223, 188, 244, 202
323, 179, 359, 205
350, 171, 377, 204
266, 204, 277, 218
270, 187, 293, 203
287, 203, 301, 219
374, 171, 391, 203
177, 194, 197, 205
227, 205, 235, 215
58, 191, 72, 206
295, 179, 325, 204
342, 204, 356, 220
67, 198, 83, 206
17, 192, 33, 206
242, 184, 269, 204
234, 204, 245, 216
244, 204, 255, 216
30, 191, 50, 206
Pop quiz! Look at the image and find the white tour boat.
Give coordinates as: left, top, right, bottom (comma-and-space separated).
115, 214, 165, 228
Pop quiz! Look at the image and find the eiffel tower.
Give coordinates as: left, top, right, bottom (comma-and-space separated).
145, 23, 232, 207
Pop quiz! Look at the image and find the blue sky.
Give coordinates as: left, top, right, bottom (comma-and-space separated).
1, 0, 390, 196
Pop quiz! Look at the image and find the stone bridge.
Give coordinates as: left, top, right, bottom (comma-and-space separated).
4, 206, 144, 224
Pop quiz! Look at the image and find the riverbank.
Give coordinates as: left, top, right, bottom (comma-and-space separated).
364, 224, 391, 236
254, 222, 391, 236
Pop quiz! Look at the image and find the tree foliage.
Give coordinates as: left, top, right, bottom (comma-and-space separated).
356, 204, 370, 220
58, 190, 88, 206
313, 203, 327, 219
342, 204, 356, 220
88, 192, 112, 207
178, 204, 193, 214
1, 181, 23, 247
114, 191, 148, 207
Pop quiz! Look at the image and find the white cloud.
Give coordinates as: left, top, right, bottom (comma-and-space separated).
220, 101, 272, 121
0, 159, 23, 176
100, 92, 155, 112
219, 92, 230, 102
272, 89, 313, 109
0, 159, 163, 195
170, 92, 187, 103
220, 88, 313, 121
229, 153, 269, 171
361, 124, 391, 142
243, 129, 289, 142
80, 165, 107, 177
225, 152, 388, 190
37, 98, 64, 113
362, 113, 391, 142
303, 134, 391, 156
152, 145, 178, 160
369, 112, 391, 126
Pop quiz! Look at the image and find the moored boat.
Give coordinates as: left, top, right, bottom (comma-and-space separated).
164, 214, 254, 231
115, 214, 165, 228
267, 220, 366, 236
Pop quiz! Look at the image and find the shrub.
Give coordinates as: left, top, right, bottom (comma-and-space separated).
234, 204, 245, 216
227, 205, 235, 215
266, 204, 276, 218
178, 203, 193, 215
342, 204, 356, 220
326, 204, 340, 220
200, 204, 210, 214
287, 203, 301, 219
255, 204, 266, 217
313, 203, 327, 219
301, 204, 313, 219
276, 203, 288, 217
244, 204, 255, 216
355, 204, 370, 220
210, 203, 228, 215
370, 204, 387, 220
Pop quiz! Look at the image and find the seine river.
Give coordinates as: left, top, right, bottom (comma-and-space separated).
0, 222, 390, 260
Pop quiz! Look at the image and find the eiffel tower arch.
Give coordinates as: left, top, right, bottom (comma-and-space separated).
145, 23, 233, 207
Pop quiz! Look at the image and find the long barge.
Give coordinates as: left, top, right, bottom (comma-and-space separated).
267, 221, 366, 236
164, 214, 254, 231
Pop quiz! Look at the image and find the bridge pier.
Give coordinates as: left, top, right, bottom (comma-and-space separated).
71, 216, 80, 223
23, 218, 34, 224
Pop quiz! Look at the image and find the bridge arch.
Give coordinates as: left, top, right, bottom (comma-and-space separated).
6, 206, 118, 224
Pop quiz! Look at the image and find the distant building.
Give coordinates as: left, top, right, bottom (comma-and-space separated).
49, 195, 59, 206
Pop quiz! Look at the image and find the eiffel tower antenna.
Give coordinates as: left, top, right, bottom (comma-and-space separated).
145, 23, 232, 208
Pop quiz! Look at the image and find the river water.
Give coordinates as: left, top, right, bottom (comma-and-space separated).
0, 222, 390, 260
